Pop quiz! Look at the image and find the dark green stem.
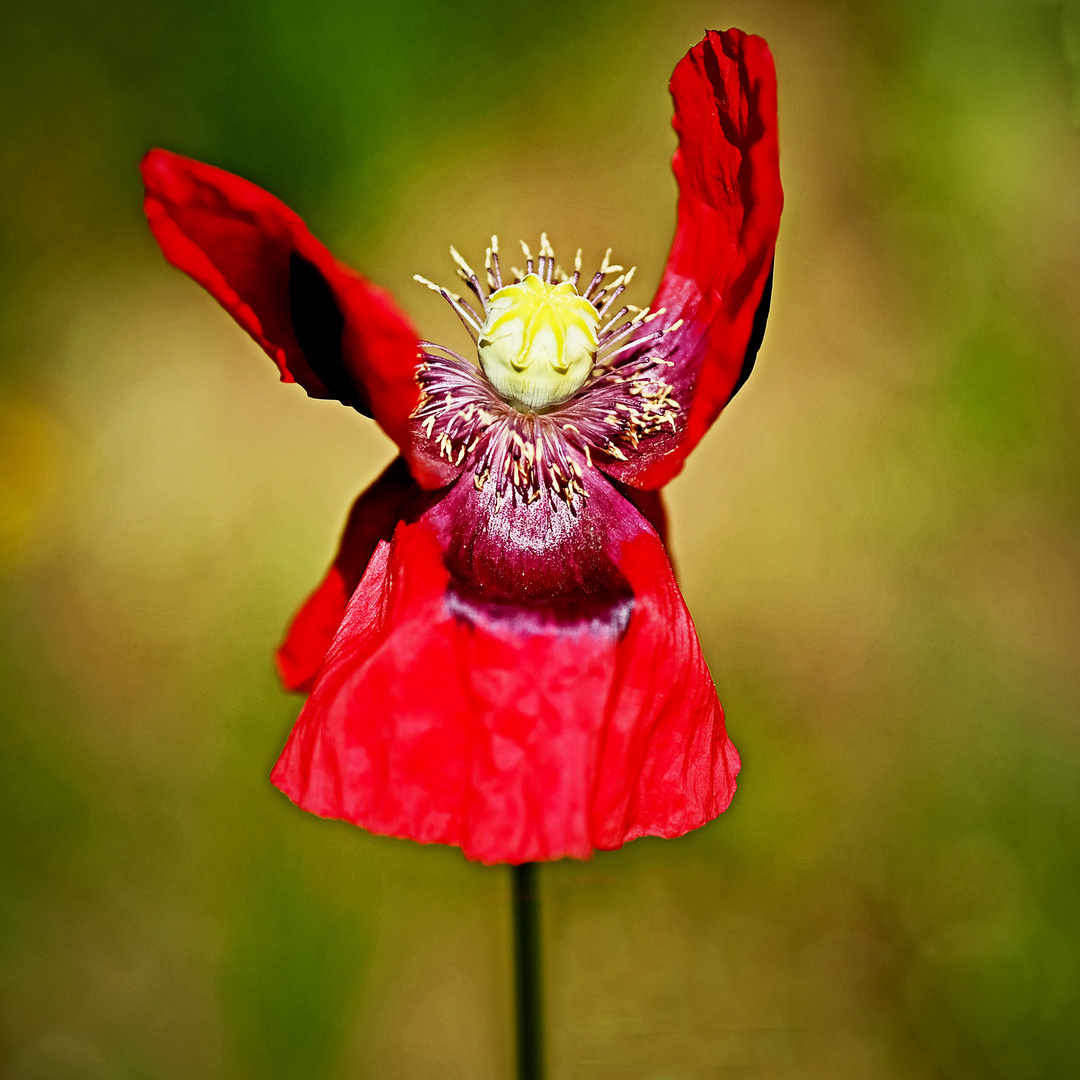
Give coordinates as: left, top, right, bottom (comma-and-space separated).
511, 861, 543, 1080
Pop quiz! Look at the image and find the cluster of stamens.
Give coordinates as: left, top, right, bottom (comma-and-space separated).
413, 235, 682, 506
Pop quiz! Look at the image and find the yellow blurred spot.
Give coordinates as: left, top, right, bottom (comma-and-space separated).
0, 396, 65, 568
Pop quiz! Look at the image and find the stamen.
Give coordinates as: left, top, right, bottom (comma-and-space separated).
596, 318, 642, 356
413, 273, 450, 297
583, 270, 606, 300
418, 339, 474, 365
486, 235, 503, 291
597, 305, 653, 354
413, 239, 681, 507
598, 305, 631, 336
596, 268, 636, 319
413, 274, 484, 340
539, 233, 555, 284
450, 245, 488, 313
602, 330, 664, 362
450, 245, 477, 280
599, 250, 623, 275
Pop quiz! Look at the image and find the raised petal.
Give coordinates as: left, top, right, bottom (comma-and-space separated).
611, 481, 669, 551
141, 150, 441, 481
276, 457, 415, 693
602, 28, 782, 489
270, 470, 739, 864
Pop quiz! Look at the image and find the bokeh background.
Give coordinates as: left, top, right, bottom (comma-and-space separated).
3, 0, 1080, 1076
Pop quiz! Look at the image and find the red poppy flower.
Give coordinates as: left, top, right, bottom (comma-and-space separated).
141, 28, 782, 864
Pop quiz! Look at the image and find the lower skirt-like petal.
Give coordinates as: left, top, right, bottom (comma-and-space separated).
271, 469, 739, 863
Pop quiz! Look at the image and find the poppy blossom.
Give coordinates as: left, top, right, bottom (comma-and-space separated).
141, 28, 782, 864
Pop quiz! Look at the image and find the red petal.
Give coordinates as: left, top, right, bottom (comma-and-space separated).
270, 470, 738, 864
612, 483, 669, 551
140, 150, 439, 480
603, 29, 783, 489
275, 457, 415, 693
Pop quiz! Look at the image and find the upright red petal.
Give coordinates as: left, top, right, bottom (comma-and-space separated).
270, 469, 738, 864
602, 29, 783, 489
140, 150, 441, 482
275, 457, 415, 693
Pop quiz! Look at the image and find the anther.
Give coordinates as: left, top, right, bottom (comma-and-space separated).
450, 245, 477, 281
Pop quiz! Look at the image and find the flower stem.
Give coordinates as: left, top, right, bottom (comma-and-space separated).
511, 861, 543, 1080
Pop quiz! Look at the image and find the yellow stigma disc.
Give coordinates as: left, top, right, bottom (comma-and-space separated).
477, 274, 600, 410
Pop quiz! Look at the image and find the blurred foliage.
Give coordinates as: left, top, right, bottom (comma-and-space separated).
2, 0, 1080, 1077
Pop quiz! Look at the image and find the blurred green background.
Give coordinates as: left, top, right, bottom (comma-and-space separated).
2, 0, 1080, 1076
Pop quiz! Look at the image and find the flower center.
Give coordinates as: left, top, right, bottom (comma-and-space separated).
413, 236, 681, 506
477, 275, 599, 410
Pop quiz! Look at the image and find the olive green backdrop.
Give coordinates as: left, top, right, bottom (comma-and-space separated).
2, 0, 1079, 1076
